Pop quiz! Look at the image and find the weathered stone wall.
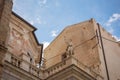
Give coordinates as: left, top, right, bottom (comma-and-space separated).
44, 19, 100, 69
94, 23, 120, 80
0, 0, 13, 79
44, 19, 120, 80
8, 13, 42, 65
2, 71, 20, 80
2, 61, 41, 80
0, 0, 4, 19
0, 0, 12, 45
0, 0, 43, 80
0, 46, 7, 79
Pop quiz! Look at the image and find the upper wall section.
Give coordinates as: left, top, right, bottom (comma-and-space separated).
95, 23, 120, 80
7, 12, 43, 65
44, 19, 101, 68
0, 0, 13, 46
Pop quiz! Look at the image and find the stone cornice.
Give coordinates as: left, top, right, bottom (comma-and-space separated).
4, 60, 41, 80
46, 64, 96, 80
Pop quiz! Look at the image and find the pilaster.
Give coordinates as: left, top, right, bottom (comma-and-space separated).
0, 0, 13, 79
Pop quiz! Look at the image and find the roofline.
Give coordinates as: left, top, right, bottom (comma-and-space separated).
39, 44, 43, 64
12, 11, 43, 46
12, 11, 43, 64
32, 30, 43, 46
45, 18, 94, 50
12, 11, 37, 30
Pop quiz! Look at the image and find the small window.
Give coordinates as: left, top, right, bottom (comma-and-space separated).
62, 53, 67, 60
18, 61, 21, 67
30, 58, 32, 62
27, 52, 30, 56
27, 52, 32, 63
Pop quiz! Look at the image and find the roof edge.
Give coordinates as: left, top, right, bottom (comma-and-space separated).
45, 18, 95, 50
12, 11, 43, 46
12, 11, 37, 30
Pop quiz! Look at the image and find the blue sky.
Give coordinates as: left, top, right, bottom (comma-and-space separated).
13, 0, 120, 49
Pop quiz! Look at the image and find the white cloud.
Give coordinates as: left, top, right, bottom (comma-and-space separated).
42, 41, 50, 50
51, 30, 58, 37
36, 18, 42, 24
104, 13, 120, 35
13, 0, 16, 3
106, 13, 120, 26
29, 20, 34, 25
108, 27, 114, 34
39, 0, 47, 5
42, 0, 47, 4
112, 35, 120, 41
55, 1, 60, 7
28, 17, 42, 25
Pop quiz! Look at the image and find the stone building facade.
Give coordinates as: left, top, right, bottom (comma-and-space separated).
0, 0, 120, 80
0, 0, 43, 80
44, 19, 120, 80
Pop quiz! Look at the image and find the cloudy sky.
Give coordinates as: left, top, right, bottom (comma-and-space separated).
13, 0, 120, 49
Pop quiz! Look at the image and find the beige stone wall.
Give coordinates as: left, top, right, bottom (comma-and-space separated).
96, 24, 120, 80
2, 60, 41, 80
0, 0, 12, 45
44, 19, 120, 80
0, 0, 43, 80
0, 46, 7, 79
89, 20, 120, 80
7, 13, 42, 65
0, 0, 13, 79
0, 0, 4, 19
44, 19, 100, 69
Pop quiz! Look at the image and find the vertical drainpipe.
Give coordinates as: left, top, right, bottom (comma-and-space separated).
39, 44, 43, 67
97, 23, 110, 80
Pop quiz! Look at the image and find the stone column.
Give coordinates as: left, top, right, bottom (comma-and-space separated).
0, 45, 7, 79
0, 0, 13, 79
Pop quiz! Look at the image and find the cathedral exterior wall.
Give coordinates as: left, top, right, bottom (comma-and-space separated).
0, 0, 43, 80
44, 20, 100, 69
1, 0, 120, 80
44, 19, 120, 80
95, 24, 120, 80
